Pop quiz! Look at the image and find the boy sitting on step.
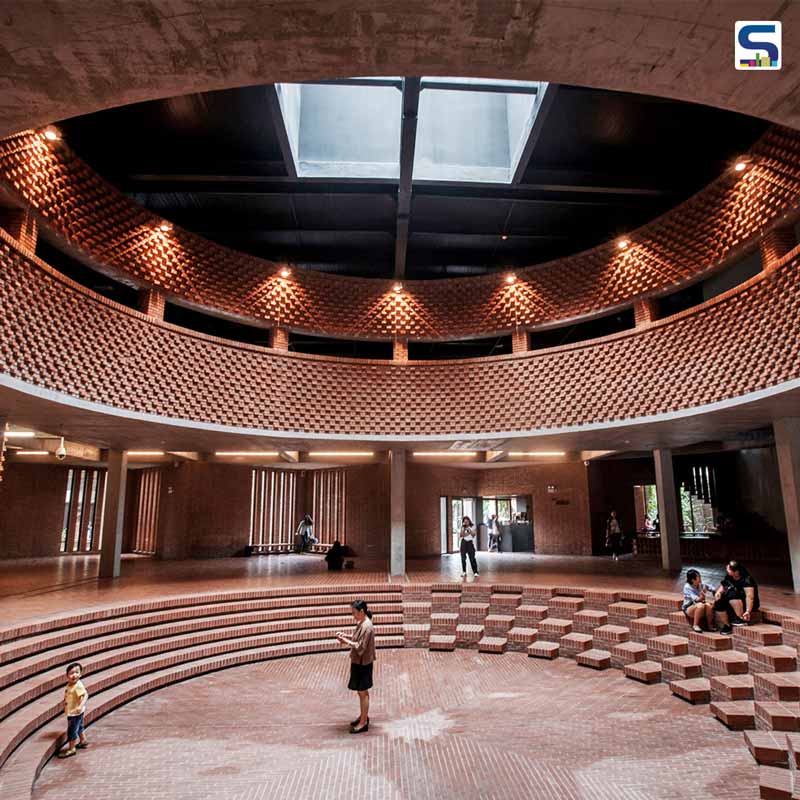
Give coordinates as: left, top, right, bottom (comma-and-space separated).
57, 662, 89, 758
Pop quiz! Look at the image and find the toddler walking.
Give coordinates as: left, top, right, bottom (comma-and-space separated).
57, 662, 89, 758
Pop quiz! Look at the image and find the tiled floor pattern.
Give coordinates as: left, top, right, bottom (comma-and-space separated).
34, 650, 759, 800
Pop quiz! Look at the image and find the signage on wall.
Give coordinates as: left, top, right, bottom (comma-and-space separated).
735, 21, 781, 69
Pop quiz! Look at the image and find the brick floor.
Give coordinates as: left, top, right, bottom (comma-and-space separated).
31, 650, 759, 800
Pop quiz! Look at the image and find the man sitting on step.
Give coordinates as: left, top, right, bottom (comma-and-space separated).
714, 560, 760, 635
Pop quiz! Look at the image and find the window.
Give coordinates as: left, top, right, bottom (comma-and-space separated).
311, 468, 346, 544
249, 468, 298, 546
59, 468, 106, 553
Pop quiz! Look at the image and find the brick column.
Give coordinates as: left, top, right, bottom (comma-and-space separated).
760, 224, 798, 272
393, 337, 408, 362
511, 329, 528, 353
272, 327, 289, 350
0, 207, 37, 252
137, 288, 166, 319
0, 418, 6, 484
775, 418, 800, 592
634, 299, 659, 326
390, 447, 406, 577
654, 448, 681, 571
99, 450, 128, 579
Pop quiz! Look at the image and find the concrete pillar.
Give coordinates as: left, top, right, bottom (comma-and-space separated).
390, 447, 406, 577
775, 418, 800, 592
511, 329, 528, 353
393, 337, 408, 362
654, 448, 681, 571
760, 224, 798, 272
99, 450, 128, 579
634, 299, 659, 327
137, 288, 166, 319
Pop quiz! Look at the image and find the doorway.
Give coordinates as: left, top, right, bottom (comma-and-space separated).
451, 497, 477, 552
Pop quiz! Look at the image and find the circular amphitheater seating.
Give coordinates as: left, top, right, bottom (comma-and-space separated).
1, 581, 798, 799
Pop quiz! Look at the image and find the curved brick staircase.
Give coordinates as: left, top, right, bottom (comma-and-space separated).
2, 580, 800, 799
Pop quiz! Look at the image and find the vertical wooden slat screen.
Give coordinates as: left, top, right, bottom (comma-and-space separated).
311, 468, 346, 544
248, 468, 298, 546
133, 468, 161, 555
59, 468, 107, 553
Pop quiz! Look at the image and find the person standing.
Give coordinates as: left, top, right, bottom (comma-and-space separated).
459, 516, 479, 577
336, 599, 375, 734
295, 514, 315, 552
487, 513, 500, 552
605, 510, 623, 561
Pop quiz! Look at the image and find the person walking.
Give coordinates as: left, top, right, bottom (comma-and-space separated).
335, 599, 375, 734
459, 516, 479, 577
605, 510, 623, 561
295, 514, 315, 552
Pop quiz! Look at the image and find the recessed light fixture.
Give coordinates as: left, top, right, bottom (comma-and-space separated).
508, 451, 565, 457
127, 450, 165, 456
215, 451, 280, 457
43, 126, 60, 141
15, 450, 49, 456
309, 451, 374, 457
505, 273, 516, 284
413, 451, 477, 457
280, 267, 291, 278
158, 222, 172, 232
393, 283, 403, 293
617, 238, 630, 250
4, 431, 36, 439
734, 160, 748, 172
500, 234, 509, 241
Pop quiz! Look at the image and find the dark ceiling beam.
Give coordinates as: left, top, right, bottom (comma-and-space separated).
419, 79, 539, 95
394, 77, 421, 278
511, 83, 559, 184
263, 85, 297, 178
300, 78, 403, 89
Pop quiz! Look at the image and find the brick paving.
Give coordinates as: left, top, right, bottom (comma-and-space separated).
32, 650, 759, 800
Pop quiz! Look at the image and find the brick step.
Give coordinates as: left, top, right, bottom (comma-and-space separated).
403, 601, 433, 622
624, 660, 662, 684
559, 632, 593, 659
688, 630, 733, 656
458, 602, 489, 622
733, 624, 783, 649
506, 627, 537, 652
711, 700, 756, 730
484, 614, 515, 637
646, 594, 683, 618
403, 623, 431, 648
610, 641, 648, 669
759, 764, 793, 800
477, 636, 508, 654
488, 594, 522, 613
592, 624, 630, 647
430, 613, 459, 634
745, 730, 791, 766
528, 641, 559, 659
711, 674, 755, 702
576, 649, 611, 670
670, 677, 711, 704
547, 596, 585, 618
646, 634, 689, 662
429, 634, 457, 651
756, 673, 800, 702
430, 593, 462, 612
455, 624, 483, 649
663, 654, 703, 681
756, 701, 800, 732
582, 589, 620, 610
668, 611, 692, 637
572, 609, 609, 634
538, 618, 573, 642
702, 649, 749, 677
750, 645, 798, 674
630, 616, 669, 643
608, 601, 647, 627
0, 594, 403, 669
514, 605, 549, 624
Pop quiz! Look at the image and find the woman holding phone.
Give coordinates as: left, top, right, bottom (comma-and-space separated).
335, 599, 375, 734
459, 516, 479, 578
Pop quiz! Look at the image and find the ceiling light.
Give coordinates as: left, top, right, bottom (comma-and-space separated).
127, 450, 165, 456
43, 126, 60, 141
158, 222, 173, 232
500, 234, 508, 241
280, 267, 291, 278
617, 238, 630, 250
413, 451, 477, 457
4, 431, 36, 439
215, 451, 279, 457
15, 450, 49, 456
393, 283, 403, 293
505, 273, 516, 284
309, 451, 374, 457
734, 160, 747, 172
508, 451, 566, 457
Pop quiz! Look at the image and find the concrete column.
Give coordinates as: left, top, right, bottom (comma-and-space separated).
654, 448, 681, 571
775, 418, 800, 592
99, 450, 128, 579
390, 447, 406, 577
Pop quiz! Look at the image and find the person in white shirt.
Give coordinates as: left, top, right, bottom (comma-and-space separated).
459, 516, 479, 578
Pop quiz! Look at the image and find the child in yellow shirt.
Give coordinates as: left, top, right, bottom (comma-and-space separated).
57, 662, 88, 758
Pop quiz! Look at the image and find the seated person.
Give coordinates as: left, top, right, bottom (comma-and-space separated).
325, 540, 345, 571
682, 569, 716, 633
714, 560, 760, 634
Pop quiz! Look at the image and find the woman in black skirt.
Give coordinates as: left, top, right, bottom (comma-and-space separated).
335, 599, 375, 734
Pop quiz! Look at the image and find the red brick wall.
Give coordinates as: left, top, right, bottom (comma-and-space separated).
478, 462, 592, 555
344, 463, 390, 559
0, 464, 68, 558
